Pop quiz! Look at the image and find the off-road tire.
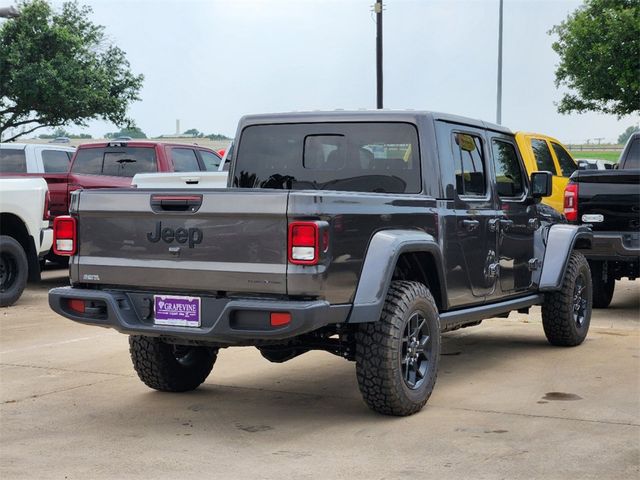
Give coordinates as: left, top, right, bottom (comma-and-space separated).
0, 235, 29, 307
129, 336, 217, 392
589, 260, 615, 309
355, 280, 441, 416
542, 251, 592, 346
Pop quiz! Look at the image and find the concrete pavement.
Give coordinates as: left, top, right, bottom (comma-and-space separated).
1, 270, 638, 479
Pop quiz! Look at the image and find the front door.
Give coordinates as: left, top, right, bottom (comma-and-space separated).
489, 135, 536, 294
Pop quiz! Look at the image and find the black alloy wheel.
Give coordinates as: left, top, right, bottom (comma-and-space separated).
401, 312, 433, 390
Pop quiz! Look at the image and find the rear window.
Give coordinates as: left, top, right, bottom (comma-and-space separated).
42, 149, 71, 173
233, 122, 421, 193
0, 148, 27, 173
72, 147, 157, 177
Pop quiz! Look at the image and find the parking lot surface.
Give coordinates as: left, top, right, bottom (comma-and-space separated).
1, 270, 639, 479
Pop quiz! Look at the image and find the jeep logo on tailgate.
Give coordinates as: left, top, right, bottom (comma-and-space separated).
147, 222, 203, 248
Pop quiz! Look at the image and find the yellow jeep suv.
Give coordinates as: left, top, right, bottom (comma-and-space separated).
515, 132, 578, 213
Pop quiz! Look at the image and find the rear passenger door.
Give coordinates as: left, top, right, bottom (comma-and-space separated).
489, 134, 536, 295
451, 130, 499, 303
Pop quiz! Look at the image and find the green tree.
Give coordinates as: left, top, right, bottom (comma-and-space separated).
549, 0, 640, 117
105, 126, 147, 139
183, 128, 203, 137
0, 0, 143, 142
206, 133, 231, 141
618, 125, 639, 144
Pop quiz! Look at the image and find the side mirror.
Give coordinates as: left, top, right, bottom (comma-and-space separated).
531, 171, 552, 198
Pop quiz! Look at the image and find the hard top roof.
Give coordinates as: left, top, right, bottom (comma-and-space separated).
237, 110, 512, 135
0, 142, 75, 151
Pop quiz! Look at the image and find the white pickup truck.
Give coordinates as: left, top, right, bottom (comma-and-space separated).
0, 178, 53, 306
0, 143, 76, 174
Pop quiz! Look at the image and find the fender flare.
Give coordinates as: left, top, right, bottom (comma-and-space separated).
348, 229, 445, 323
538, 224, 592, 291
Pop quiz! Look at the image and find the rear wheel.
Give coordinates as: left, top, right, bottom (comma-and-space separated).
129, 336, 217, 392
0, 235, 28, 307
589, 260, 615, 309
542, 252, 592, 346
355, 281, 440, 416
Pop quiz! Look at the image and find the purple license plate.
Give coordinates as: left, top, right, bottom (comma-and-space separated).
154, 295, 201, 327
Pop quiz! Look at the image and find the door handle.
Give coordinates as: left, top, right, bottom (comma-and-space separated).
461, 219, 480, 231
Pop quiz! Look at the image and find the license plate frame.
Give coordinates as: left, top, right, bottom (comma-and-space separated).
153, 295, 201, 327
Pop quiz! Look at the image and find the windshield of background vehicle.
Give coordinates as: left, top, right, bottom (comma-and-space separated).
233, 122, 421, 193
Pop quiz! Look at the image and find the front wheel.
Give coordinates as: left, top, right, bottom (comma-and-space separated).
129, 336, 217, 392
0, 235, 29, 307
355, 281, 441, 416
542, 252, 592, 346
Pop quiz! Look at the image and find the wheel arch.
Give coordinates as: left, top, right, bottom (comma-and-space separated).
0, 212, 40, 282
348, 229, 446, 323
538, 224, 592, 291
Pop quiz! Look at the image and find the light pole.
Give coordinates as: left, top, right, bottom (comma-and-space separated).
375, 1, 383, 109
496, 0, 503, 124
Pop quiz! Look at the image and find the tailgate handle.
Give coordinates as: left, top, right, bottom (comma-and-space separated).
150, 194, 203, 212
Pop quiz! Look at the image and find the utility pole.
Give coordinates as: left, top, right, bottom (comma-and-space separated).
496, 0, 503, 124
375, 1, 383, 109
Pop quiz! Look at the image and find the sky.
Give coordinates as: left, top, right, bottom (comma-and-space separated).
32, 0, 640, 143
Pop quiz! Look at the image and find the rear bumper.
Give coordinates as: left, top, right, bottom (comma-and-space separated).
48, 287, 349, 344
584, 231, 640, 261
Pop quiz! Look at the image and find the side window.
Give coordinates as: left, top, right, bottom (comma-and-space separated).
171, 148, 200, 172
622, 138, 640, 169
199, 150, 221, 171
491, 140, 525, 198
71, 149, 104, 174
531, 139, 557, 174
453, 133, 486, 196
0, 148, 27, 173
42, 150, 71, 173
551, 142, 577, 177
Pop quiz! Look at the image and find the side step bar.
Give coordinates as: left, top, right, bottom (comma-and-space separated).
440, 294, 544, 332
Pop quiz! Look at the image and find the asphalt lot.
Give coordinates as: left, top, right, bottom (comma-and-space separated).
1, 269, 638, 479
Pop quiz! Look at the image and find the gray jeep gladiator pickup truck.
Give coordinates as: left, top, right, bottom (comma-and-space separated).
49, 111, 593, 416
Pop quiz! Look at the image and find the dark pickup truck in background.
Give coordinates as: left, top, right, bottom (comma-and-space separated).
564, 132, 640, 308
49, 111, 593, 416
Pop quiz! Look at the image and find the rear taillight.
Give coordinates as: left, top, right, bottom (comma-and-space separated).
53, 216, 77, 256
564, 183, 579, 222
288, 222, 319, 265
43, 191, 50, 221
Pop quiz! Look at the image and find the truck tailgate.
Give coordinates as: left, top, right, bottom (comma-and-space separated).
72, 189, 289, 294
574, 170, 640, 231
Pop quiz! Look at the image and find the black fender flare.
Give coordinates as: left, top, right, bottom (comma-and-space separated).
348, 229, 444, 323
538, 224, 592, 291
